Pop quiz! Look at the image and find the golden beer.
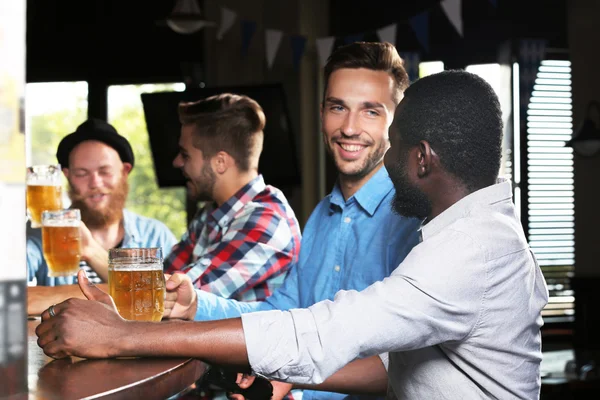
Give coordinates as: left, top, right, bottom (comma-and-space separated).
108, 248, 165, 322
27, 185, 63, 228
109, 267, 165, 322
41, 209, 82, 277
27, 164, 63, 228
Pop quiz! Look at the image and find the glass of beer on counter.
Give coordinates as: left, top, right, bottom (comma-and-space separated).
27, 164, 63, 228
41, 209, 82, 277
108, 248, 165, 322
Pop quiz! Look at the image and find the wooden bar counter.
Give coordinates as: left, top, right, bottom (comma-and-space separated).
27, 318, 207, 399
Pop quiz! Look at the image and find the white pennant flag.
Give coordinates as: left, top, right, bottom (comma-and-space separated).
376, 23, 397, 46
441, 0, 463, 37
316, 36, 335, 68
265, 29, 283, 69
216, 7, 237, 40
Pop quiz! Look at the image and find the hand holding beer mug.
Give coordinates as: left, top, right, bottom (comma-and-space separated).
108, 248, 166, 322
42, 209, 82, 277
27, 164, 63, 228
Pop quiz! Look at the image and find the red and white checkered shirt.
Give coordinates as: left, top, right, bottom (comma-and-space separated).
164, 175, 301, 302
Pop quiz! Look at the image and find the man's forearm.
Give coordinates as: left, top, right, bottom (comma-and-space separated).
28, 284, 108, 315
294, 356, 388, 396
121, 318, 251, 368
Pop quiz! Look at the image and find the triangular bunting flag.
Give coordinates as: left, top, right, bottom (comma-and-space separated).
265, 29, 283, 69
376, 23, 397, 46
240, 20, 256, 57
409, 11, 430, 53
344, 34, 364, 45
441, 0, 463, 37
216, 7, 236, 40
290, 35, 307, 70
316, 36, 336, 68
399, 52, 421, 83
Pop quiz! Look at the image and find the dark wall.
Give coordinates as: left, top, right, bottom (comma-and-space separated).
329, 0, 567, 66
26, 0, 204, 83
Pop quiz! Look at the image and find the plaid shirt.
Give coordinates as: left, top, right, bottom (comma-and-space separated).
164, 175, 301, 302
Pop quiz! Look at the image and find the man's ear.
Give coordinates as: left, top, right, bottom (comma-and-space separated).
416, 141, 435, 179
212, 152, 230, 175
62, 168, 70, 179
122, 163, 133, 175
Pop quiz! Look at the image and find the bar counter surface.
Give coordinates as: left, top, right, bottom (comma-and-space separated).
27, 318, 207, 399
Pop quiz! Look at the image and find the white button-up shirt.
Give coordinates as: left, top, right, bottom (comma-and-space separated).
242, 179, 549, 399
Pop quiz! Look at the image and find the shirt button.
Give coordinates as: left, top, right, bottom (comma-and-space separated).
344, 217, 351, 223
334, 265, 341, 272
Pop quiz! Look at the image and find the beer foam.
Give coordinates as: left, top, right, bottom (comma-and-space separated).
42, 219, 80, 228
110, 262, 163, 271
27, 180, 61, 186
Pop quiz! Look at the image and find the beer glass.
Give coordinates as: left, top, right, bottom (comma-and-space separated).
108, 248, 165, 322
41, 209, 82, 277
27, 164, 63, 228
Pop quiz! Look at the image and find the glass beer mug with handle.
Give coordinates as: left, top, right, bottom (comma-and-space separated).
108, 248, 166, 322
41, 209, 82, 277
26, 164, 63, 228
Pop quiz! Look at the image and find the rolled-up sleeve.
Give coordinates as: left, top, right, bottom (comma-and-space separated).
241, 230, 486, 384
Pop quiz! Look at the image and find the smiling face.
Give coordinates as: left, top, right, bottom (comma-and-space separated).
321, 68, 398, 184
172, 124, 216, 202
64, 140, 130, 228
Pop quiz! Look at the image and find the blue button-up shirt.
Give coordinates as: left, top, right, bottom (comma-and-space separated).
27, 209, 178, 286
193, 167, 421, 400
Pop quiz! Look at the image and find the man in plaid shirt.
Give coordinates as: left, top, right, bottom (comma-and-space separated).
164, 93, 301, 304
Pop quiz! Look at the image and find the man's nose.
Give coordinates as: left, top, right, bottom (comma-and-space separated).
173, 153, 182, 168
341, 113, 360, 137
88, 172, 102, 188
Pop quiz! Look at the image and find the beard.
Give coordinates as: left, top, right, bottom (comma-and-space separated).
188, 163, 216, 202
324, 133, 388, 182
68, 175, 128, 229
387, 151, 432, 220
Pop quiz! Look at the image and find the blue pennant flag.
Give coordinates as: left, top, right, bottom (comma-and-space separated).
399, 52, 421, 83
240, 20, 257, 58
344, 33, 364, 45
290, 35, 307, 70
409, 11, 430, 53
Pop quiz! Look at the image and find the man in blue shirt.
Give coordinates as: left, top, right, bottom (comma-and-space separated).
27, 119, 177, 314
164, 42, 421, 400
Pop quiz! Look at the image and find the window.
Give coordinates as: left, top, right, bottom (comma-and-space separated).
25, 82, 88, 166
465, 64, 514, 181
107, 83, 187, 239
419, 61, 444, 78
25, 81, 88, 205
524, 60, 575, 323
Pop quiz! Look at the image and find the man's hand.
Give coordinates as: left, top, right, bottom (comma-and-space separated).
163, 273, 197, 320
78, 221, 110, 281
35, 270, 128, 359
230, 373, 293, 400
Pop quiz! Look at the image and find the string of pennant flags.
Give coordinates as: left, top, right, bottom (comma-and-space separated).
211, 0, 474, 74
184, 0, 547, 102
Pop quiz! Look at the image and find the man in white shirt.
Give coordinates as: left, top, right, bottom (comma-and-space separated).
36, 70, 549, 400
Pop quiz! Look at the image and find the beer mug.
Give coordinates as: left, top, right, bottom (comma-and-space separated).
108, 248, 165, 322
27, 164, 63, 228
41, 209, 82, 277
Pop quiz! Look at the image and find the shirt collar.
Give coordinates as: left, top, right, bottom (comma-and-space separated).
329, 166, 394, 216
421, 178, 513, 241
209, 174, 266, 229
